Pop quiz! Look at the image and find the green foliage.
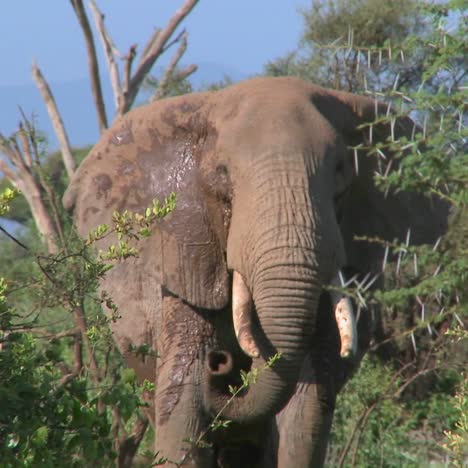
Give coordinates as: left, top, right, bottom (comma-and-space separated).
0, 187, 19, 216
301, 0, 422, 48
264, 0, 459, 92
142, 68, 193, 100
198, 75, 235, 92
0, 327, 116, 467
0, 187, 175, 466
443, 370, 468, 467
329, 356, 463, 467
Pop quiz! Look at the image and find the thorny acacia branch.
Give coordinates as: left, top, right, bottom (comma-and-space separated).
87, 0, 199, 116
151, 30, 197, 101
123, 0, 199, 113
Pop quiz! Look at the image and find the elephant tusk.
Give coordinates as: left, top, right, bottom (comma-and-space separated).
330, 274, 358, 359
232, 271, 260, 358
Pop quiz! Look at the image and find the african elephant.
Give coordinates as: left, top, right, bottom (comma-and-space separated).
63, 77, 448, 467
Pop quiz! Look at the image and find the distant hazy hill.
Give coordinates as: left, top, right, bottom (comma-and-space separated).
0, 62, 246, 149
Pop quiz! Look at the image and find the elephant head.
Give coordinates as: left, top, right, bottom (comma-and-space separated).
63, 77, 448, 425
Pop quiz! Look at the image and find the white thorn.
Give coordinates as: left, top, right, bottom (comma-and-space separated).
432, 237, 441, 251
356, 289, 367, 307
433, 264, 441, 277
353, 148, 359, 175
393, 73, 400, 91
344, 273, 359, 288
411, 332, 417, 354
405, 229, 411, 247
413, 253, 418, 277
390, 117, 396, 142
362, 273, 380, 292
377, 159, 383, 175
357, 272, 371, 290
454, 313, 464, 328
384, 159, 393, 177
382, 245, 389, 272
386, 102, 392, 117
338, 270, 346, 287
396, 250, 402, 276
377, 148, 387, 160
402, 94, 413, 103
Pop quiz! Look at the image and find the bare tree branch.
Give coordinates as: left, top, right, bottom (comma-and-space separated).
57, 329, 84, 387
151, 31, 197, 101
17, 123, 33, 169
122, 45, 137, 101
0, 155, 18, 183
123, 0, 199, 113
31, 62, 76, 179
70, 0, 108, 133
72, 306, 101, 382
0, 225, 29, 250
1, 124, 59, 253
88, 0, 123, 111
139, 28, 161, 66
0, 134, 22, 169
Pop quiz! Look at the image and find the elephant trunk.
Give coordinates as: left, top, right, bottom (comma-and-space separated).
204, 154, 344, 424
205, 258, 321, 424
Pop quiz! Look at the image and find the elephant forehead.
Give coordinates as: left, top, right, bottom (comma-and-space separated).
216, 97, 338, 165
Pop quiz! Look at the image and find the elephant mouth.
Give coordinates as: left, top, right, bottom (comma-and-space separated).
203, 268, 358, 424
231, 269, 357, 361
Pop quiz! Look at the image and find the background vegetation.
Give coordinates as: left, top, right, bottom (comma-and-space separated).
1, 0, 466, 466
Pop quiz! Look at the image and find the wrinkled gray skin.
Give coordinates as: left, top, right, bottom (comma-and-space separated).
63, 77, 448, 467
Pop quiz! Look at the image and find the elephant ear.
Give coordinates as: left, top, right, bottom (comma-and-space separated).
63, 94, 230, 311
312, 89, 449, 276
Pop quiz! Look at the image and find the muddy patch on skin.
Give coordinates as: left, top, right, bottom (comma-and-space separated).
94, 174, 112, 200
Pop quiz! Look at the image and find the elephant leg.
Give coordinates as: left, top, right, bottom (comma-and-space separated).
263, 290, 341, 468
154, 294, 215, 467
265, 352, 336, 468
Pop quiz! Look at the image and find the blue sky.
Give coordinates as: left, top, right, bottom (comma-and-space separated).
0, 1, 310, 148
1, 1, 309, 86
